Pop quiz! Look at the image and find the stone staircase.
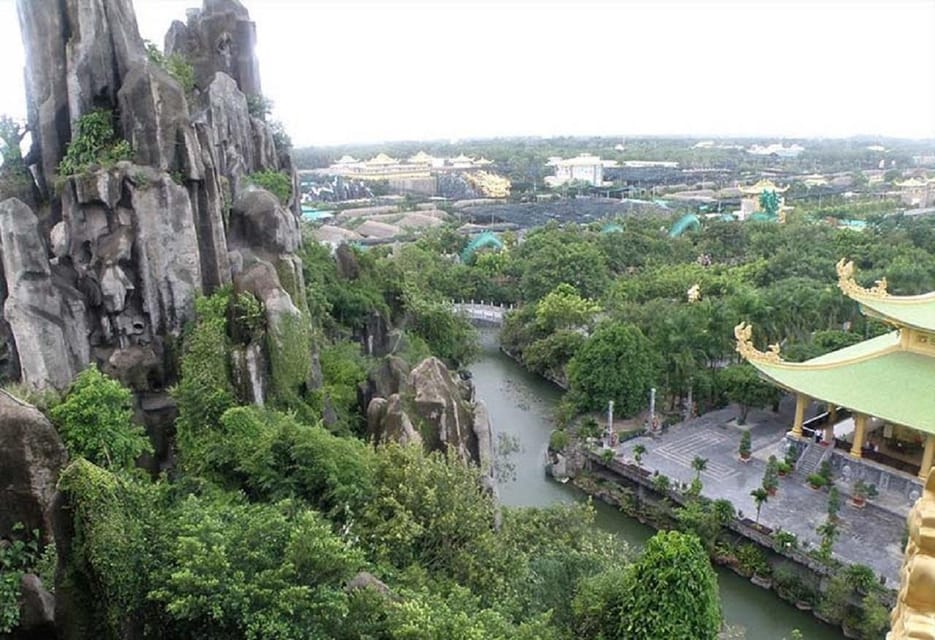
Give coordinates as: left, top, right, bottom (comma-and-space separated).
795, 442, 828, 477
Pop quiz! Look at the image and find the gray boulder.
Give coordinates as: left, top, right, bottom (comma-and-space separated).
16, 0, 69, 196
64, 0, 145, 120
0, 389, 67, 541
204, 72, 254, 190
233, 260, 310, 403
229, 189, 300, 256
0, 199, 90, 390
409, 357, 479, 464
17, 573, 56, 635
165, 0, 262, 97
117, 63, 203, 180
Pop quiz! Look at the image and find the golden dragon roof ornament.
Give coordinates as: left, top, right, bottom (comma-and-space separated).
734, 322, 784, 364
836, 258, 889, 298
888, 468, 935, 639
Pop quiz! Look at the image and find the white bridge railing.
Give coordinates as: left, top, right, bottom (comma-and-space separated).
451, 301, 513, 325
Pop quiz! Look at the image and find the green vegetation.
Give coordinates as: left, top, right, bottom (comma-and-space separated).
738, 430, 752, 459
58, 109, 133, 176
50, 364, 152, 470
1, 524, 42, 633
247, 169, 293, 205
567, 323, 659, 416
144, 40, 195, 95
573, 531, 720, 640
0, 115, 33, 199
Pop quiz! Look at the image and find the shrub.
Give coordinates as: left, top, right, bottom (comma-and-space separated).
58, 110, 133, 176
247, 169, 292, 205
247, 94, 274, 119
549, 429, 569, 451
735, 543, 769, 577
772, 529, 798, 551
807, 473, 828, 489
738, 430, 752, 459
145, 40, 195, 95
50, 364, 152, 470
652, 474, 671, 493
0, 523, 41, 633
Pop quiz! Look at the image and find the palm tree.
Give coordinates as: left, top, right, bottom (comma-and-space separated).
691, 456, 708, 482
750, 487, 769, 525
633, 444, 647, 467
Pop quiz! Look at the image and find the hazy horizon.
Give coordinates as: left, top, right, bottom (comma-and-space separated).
1, 0, 934, 147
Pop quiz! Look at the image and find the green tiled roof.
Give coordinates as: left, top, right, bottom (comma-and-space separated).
751, 335, 935, 434
855, 294, 935, 333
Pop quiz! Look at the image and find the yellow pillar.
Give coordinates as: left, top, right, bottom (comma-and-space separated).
791, 393, 807, 438
919, 434, 935, 481
828, 404, 838, 424
824, 421, 835, 445
850, 413, 868, 458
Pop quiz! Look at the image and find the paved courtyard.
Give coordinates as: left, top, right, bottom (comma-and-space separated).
613, 402, 907, 585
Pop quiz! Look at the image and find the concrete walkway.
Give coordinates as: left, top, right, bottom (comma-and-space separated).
613, 402, 906, 585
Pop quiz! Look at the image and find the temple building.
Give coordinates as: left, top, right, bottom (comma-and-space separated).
896, 176, 935, 208
737, 179, 788, 221
736, 259, 935, 482
544, 154, 615, 187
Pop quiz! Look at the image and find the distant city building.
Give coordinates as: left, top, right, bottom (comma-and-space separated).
620, 160, 679, 169
896, 177, 935, 208
746, 143, 805, 158
545, 154, 616, 187
314, 151, 510, 198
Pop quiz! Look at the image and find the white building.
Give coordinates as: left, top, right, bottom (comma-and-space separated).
545, 154, 610, 187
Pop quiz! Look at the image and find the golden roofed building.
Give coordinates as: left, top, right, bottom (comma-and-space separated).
896, 176, 935, 208
736, 259, 935, 480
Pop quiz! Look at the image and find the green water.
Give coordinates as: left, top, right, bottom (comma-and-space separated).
470, 331, 843, 640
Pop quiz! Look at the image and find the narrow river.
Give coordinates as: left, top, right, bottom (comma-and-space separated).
469, 330, 843, 640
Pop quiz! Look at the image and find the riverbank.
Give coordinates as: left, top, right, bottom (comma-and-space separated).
468, 330, 845, 639
553, 439, 896, 639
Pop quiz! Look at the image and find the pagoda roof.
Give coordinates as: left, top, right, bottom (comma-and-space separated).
735, 326, 935, 434
837, 259, 935, 332
408, 151, 435, 164
367, 153, 397, 165
738, 179, 788, 194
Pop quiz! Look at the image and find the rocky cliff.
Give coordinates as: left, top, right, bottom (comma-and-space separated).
2, 0, 307, 445
365, 356, 498, 496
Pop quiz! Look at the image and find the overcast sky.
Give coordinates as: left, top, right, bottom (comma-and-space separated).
1, 0, 934, 146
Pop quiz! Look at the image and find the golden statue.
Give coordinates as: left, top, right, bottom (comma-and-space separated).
889, 468, 935, 639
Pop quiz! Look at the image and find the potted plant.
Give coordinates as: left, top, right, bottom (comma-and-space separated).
807, 473, 828, 490
763, 455, 779, 495
851, 479, 877, 508
772, 528, 799, 553
777, 460, 792, 477
632, 443, 646, 467
827, 486, 841, 522
738, 430, 752, 462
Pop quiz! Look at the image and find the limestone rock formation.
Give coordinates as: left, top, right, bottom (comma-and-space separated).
6, 0, 302, 401
364, 356, 496, 476
0, 390, 68, 541
0, 199, 89, 390
409, 357, 478, 461
165, 0, 262, 97
16, 573, 56, 637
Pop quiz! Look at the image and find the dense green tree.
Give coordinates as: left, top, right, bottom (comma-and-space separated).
50, 365, 152, 470
534, 283, 601, 333
574, 531, 720, 640
567, 322, 660, 416
719, 364, 781, 424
